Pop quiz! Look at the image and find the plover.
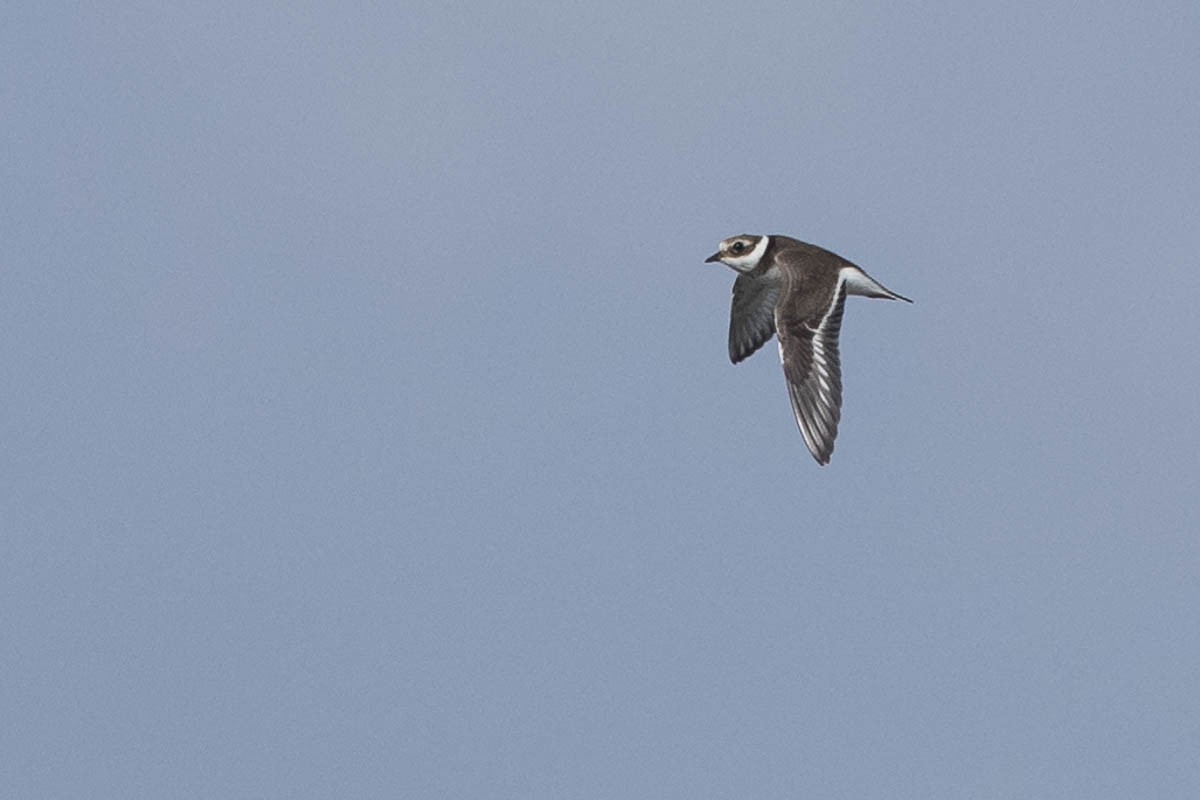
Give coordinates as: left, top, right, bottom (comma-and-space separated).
706, 234, 911, 465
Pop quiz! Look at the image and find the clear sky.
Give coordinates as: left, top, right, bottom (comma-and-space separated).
3, 3, 1198, 798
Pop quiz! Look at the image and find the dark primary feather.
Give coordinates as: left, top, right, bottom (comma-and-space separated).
777, 277, 847, 466
728, 272, 780, 363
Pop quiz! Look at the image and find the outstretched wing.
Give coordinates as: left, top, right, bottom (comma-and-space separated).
729, 272, 781, 363
777, 278, 847, 465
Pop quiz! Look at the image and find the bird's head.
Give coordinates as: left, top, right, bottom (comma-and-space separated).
705, 234, 768, 273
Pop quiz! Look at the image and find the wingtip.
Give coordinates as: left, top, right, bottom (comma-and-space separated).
811, 441, 834, 465
806, 445, 833, 466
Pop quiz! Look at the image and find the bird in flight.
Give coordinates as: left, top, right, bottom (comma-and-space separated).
706, 234, 911, 465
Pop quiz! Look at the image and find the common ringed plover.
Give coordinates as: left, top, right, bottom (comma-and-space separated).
706, 234, 911, 465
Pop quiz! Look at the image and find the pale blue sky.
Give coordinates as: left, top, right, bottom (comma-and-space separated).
3, 3, 1199, 797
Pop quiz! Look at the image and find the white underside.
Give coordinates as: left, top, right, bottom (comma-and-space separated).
841, 266, 892, 297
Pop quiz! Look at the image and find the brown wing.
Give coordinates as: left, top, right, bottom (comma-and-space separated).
729, 272, 781, 363
777, 277, 847, 465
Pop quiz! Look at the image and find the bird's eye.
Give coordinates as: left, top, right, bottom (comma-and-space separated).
731, 241, 746, 254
